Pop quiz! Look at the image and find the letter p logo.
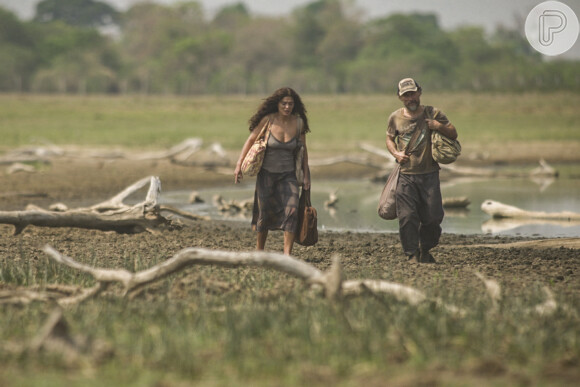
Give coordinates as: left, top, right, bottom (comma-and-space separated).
526, 1, 579, 56
539, 10, 567, 46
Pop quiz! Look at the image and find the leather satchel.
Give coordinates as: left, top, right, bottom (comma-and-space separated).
241, 118, 271, 176
296, 188, 318, 246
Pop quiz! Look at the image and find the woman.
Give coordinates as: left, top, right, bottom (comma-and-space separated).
234, 87, 311, 255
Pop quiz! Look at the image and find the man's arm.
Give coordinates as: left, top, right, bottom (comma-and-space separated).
426, 120, 458, 140
386, 135, 409, 164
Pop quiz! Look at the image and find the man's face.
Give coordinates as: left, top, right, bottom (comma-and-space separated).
399, 90, 421, 112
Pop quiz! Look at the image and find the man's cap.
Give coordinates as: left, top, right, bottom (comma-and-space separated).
398, 78, 419, 96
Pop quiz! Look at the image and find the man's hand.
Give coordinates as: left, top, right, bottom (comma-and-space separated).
425, 119, 443, 131
393, 150, 409, 164
426, 119, 458, 140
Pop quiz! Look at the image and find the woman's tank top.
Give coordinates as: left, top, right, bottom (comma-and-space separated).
261, 118, 301, 173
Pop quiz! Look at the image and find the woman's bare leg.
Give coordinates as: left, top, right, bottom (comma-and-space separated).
283, 231, 296, 255
257, 230, 268, 250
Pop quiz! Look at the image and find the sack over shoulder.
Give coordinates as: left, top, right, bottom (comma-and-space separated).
241, 119, 271, 176
431, 131, 461, 164
296, 189, 318, 246
377, 163, 400, 220
427, 107, 461, 164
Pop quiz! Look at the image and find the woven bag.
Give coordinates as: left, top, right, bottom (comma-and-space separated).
428, 108, 461, 164
241, 118, 271, 176
431, 131, 461, 164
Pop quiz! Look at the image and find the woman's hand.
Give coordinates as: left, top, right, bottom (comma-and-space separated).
234, 164, 243, 184
302, 172, 311, 190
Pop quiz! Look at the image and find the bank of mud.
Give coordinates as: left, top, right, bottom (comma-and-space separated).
0, 157, 578, 300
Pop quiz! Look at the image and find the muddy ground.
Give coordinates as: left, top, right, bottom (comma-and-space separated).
1, 154, 578, 299
0, 150, 578, 384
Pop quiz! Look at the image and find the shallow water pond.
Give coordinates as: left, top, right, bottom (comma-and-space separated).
163, 175, 580, 238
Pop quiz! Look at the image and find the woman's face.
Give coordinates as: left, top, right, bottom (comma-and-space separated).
278, 96, 295, 116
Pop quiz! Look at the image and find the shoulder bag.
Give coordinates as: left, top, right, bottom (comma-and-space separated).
428, 108, 461, 164
241, 117, 272, 176
296, 188, 318, 246
377, 125, 423, 220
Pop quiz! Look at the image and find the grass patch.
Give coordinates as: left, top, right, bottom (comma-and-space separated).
1, 92, 579, 154
1, 258, 578, 386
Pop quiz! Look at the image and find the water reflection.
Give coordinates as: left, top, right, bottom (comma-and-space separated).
482, 218, 580, 234
164, 176, 580, 238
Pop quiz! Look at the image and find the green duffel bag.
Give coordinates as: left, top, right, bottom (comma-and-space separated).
431, 131, 461, 164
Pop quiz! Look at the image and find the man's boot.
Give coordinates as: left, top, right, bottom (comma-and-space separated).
407, 250, 421, 263
420, 249, 436, 264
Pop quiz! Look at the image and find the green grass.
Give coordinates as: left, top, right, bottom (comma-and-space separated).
1, 261, 578, 386
1, 92, 579, 154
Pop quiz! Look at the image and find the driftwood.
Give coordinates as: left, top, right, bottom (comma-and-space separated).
15, 245, 560, 317
442, 196, 470, 209
0, 176, 206, 235
40, 246, 464, 314
213, 195, 253, 213
481, 200, 580, 220
0, 245, 562, 319
188, 191, 204, 204
1, 138, 230, 167
309, 155, 386, 169
6, 162, 37, 174
324, 190, 339, 208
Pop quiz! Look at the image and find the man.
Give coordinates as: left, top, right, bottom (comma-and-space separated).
386, 78, 458, 264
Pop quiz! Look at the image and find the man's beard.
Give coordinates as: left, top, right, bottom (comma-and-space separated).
406, 100, 420, 111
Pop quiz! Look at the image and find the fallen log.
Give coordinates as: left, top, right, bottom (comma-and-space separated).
41, 245, 464, 314
481, 200, 580, 220
2, 138, 230, 167
1, 244, 563, 317
0, 176, 204, 235
442, 196, 470, 209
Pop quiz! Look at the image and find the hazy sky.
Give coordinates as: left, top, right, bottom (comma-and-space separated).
1, 0, 578, 58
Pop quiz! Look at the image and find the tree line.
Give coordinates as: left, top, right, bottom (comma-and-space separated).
1, 0, 579, 94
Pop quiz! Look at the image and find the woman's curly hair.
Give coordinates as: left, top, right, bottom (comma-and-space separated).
248, 87, 310, 133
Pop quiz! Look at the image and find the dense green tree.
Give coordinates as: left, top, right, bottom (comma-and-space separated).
120, 1, 207, 93
0, 1, 578, 94
356, 13, 459, 90
0, 9, 37, 90
212, 3, 250, 31
34, 0, 119, 28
